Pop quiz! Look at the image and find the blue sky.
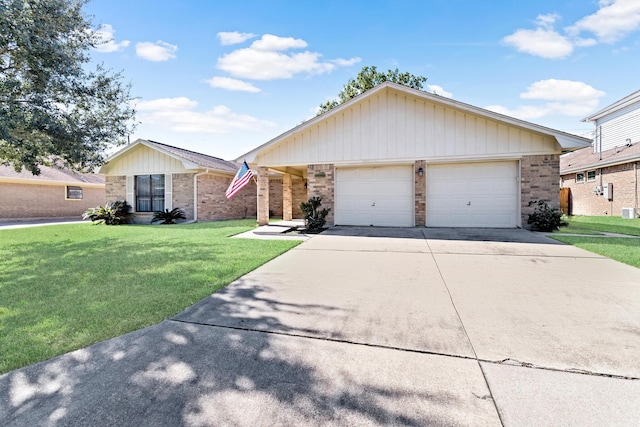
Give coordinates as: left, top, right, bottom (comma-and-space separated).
84, 0, 640, 160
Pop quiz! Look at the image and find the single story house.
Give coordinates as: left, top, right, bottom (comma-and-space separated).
0, 164, 105, 221
560, 89, 640, 217
240, 81, 590, 228
99, 139, 305, 223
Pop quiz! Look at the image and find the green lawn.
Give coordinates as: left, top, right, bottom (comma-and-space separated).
0, 220, 300, 374
549, 216, 640, 268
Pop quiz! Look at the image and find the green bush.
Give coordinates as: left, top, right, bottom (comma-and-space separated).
83, 201, 131, 225
300, 196, 330, 231
527, 200, 565, 231
152, 208, 186, 224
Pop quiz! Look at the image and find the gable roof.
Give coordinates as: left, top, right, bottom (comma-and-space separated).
560, 141, 640, 174
583, 89, 640, 122
239, 81, 590, 163
100, 139, 239, 174
0, 164, 104, 186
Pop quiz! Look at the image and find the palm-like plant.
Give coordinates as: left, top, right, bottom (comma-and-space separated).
83, 201, 131, 225
151, 208, 186, 224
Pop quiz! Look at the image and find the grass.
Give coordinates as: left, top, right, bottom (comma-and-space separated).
548, 215, 640, 268
0, 220, 300, 374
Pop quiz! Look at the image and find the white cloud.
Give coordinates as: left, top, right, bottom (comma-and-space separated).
567, 0, 640, 43
135, 41, 178, 61
92, 24, 130, 53
485, 79, 606, 120
205, 77, 261, 93
502, 28, 574, 59
136, 97, 275, 134
217, 31, 257, 45
503, 1, 640, 59
426, 85, 453, 98
217, 34, 361, 80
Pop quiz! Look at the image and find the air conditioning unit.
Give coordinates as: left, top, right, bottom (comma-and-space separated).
622, 208, 636, 219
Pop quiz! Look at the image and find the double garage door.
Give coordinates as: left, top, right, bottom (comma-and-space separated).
335, 162, 519, 227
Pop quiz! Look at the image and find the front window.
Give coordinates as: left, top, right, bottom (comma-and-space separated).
576, 172, 585, 183
135, 175, 165, 212
587, 170, 596, 182
66, 186, 83, 200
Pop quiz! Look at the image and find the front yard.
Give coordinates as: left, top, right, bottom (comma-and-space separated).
549, 216, 640, 268
0, 220, 300, 374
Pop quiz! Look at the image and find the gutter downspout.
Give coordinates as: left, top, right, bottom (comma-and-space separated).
193, 169, 210, 222
598, 125, 603, 161
635, 162, 638, 211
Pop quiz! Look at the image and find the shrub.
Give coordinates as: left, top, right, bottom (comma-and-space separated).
83, 201, 131, 225
152, 208, 186, 224
300, 196, 330, 231
527, 200, 565, 231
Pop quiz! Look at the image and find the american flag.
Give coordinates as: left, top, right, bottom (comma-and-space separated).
225, 161, 254, 199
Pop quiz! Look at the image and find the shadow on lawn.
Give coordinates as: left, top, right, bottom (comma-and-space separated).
0, 278, 483, 426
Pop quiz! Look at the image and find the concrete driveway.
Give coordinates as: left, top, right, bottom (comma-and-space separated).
1, 227, 639, 426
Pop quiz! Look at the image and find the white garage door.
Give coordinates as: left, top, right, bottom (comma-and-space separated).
427, 161, 519, 227
335, 165, 414, 227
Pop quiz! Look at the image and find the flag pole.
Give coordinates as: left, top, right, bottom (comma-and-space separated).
245, 159, 258, 185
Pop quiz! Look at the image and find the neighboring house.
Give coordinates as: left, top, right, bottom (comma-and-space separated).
99, 139, 305, 224
560, 89, 640, 217
0, 164, 105, 220
240, 81, 590, 228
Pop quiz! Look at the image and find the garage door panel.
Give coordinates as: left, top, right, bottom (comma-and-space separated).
427, 162, 519, 228
336, 166, 413, 227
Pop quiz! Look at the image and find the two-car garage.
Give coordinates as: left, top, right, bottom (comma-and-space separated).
334, 161, 519, 228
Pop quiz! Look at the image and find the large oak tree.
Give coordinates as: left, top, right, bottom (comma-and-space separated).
318, 66, 427, 114
0, 0, 136, 174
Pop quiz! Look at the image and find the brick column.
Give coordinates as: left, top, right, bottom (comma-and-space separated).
520, 154, 560, 228
283, 173, 293, 221
257, 167, 269, 225
307, 164, 335, 225
414, 160, 426, 226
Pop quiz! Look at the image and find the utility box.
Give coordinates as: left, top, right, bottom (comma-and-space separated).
622, 208, 636, 219
603, 183, 613, 201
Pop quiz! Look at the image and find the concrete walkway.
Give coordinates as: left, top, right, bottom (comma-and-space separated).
1, 227, 639, 426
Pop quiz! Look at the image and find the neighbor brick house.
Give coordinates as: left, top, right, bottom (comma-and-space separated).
560, 89, 640, 217
0, 164, 105, 221
240, 82, 590, 228
99, 139, 305, 224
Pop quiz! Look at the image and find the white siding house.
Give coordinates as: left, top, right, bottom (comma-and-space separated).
585, 89, 640, 154
241, 82, 590, 228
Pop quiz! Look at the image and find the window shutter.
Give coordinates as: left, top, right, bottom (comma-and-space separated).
165, 174, 173, 210
126, 176, 134, 209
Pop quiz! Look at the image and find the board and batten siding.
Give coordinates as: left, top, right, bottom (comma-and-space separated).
595, 104, 640, 153
103, 144, 191, 175
256, 89, 558, 166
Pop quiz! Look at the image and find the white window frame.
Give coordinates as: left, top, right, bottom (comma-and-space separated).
587, 170, 596, 182
65, 186, 83, 200
576, 172, 585, 184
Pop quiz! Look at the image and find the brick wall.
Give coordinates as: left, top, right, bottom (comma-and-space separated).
414, 160, 426, 226
197, 173, 257, 221
268, 177, 306, 218
0, 182, 105, 220
561, 162, 639, 216
172, 173, 194, 220
307, 164, 334, 225
105, 176, 126, 203
521, 154, 560, 227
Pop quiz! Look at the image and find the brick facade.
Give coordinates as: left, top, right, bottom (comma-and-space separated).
307, 164, 335, 225
172, 173, 194, 220
561, 162, 639, 216
197, 173, 257, 221
520, 154, 560, 226
0, 182, 105, 220
267, 177, 306, 219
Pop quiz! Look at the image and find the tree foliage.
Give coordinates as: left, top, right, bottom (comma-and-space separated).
0, 0, 136, 174
318, 66, 427, 114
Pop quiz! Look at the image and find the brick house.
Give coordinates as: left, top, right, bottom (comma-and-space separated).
560, 89, 640, 217
239, 82, 590, 228
99, 139, 305, 224
0, 164, 105, 221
